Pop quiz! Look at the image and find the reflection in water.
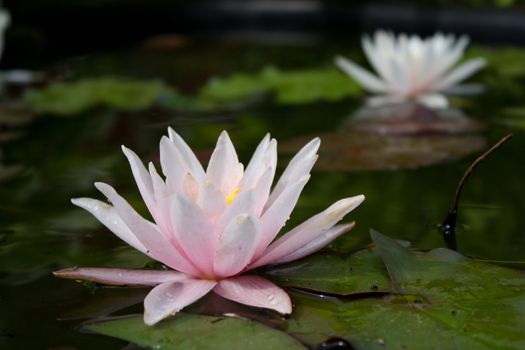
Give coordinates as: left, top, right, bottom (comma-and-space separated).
281, 103, 485, 171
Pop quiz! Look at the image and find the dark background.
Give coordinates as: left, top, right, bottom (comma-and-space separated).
3, 0, 525, 69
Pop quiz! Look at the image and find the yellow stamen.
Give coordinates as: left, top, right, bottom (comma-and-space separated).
225, 188, 240, 205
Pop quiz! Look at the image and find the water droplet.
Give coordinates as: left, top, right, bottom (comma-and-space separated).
317, 337, 354, 350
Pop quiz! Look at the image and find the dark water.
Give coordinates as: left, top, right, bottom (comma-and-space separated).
1, 42, 525, 349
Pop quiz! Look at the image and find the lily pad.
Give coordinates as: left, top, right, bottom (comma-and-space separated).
287, 231, 525, 349
264, 250, 391, 295
86, 314, 306, 350
25, 77, 176, 115
201, 66, 360, 105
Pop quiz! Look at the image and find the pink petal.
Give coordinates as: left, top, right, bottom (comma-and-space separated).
240, 135, 277, 191
94, 182, 200, 276
53, 267, 188, 286
172, 195, 216, 276
270, 223, 355, 265
144, 279, 217, 325
197, 181, 227, 221
147, 162, 174, 236
168, 127, 206, 182
213, 275, 291, 314
254, 175, 310, 258
205, 131, 242, 194
71, 198, 147, 254
265, 137, 319, 210
249, 195, 364, 269
121, 146, 155, 212
214, 214, 261, 278
159, 136, 188, 193
253, 166, 275, 216
216, 189, 257, 235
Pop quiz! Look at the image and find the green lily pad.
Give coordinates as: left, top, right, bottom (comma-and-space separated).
25, 77, 175, 115
86, 314, 306, 350
285, 231, 525, 349
201, 66, 360, 105
264, 250, 391, 294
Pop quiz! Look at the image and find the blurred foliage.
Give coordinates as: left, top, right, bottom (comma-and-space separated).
200, 66, 361, 105
24, 77, 201, 116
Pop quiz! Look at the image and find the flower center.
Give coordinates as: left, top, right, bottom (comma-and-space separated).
225, 188, 240, 205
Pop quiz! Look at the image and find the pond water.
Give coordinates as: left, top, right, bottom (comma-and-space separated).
1, 41, 525, 349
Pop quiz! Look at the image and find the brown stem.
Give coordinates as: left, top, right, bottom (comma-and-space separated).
439, 133, 513, 250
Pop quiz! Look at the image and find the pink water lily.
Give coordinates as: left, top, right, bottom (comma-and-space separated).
54, 129, 364, 325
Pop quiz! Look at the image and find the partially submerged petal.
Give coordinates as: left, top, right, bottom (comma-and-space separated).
53, 267, 188, 286
249, 195, 365, 269
144, 279, 217, 326
214, 275, 292, 315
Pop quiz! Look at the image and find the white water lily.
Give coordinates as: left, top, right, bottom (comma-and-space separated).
336, 30, 486, 109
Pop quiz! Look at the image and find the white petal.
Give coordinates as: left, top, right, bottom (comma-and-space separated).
144, 279, 216, 325
214, 214, 261, 278
335, 55, 388, 93
434, 58, 486, 91
159, 135, 188, 193
416, 93, 449, 109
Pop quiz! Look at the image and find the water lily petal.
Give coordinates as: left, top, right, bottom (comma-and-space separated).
144, 279, 217, 326
241, 135, 277, 191
270, 223, 355, 265
121, 146, 155, 211
214, 214, 261, 278
53, 267, 188, 286
255, 175, 310, 257
71, 197, 147, 254
416, 93, 449, 109
172, 195, 216, 276
94, 182, 200, 276
335, 55, 388, 93
216, 189, 257, 235
249, 195, 364, 269
206, 131, 242, 194
253, 166, 275, 216
198, 181, 227, 221
168, 127, 206, 182
214, 275, 291, 314
159, 136, 188, 193
434, 57, 486, 91
265, 137, 319, 210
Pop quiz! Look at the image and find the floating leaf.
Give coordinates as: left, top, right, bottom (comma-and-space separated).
279, 231, 525, 349
201, 66, 360, 105
25, 78, 175, 115
86, 314, 306, 350
265, 251, 391, 294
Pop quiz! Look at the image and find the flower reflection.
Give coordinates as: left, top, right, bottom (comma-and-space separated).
336, 30, 486, 109
55, 129, 364, 325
